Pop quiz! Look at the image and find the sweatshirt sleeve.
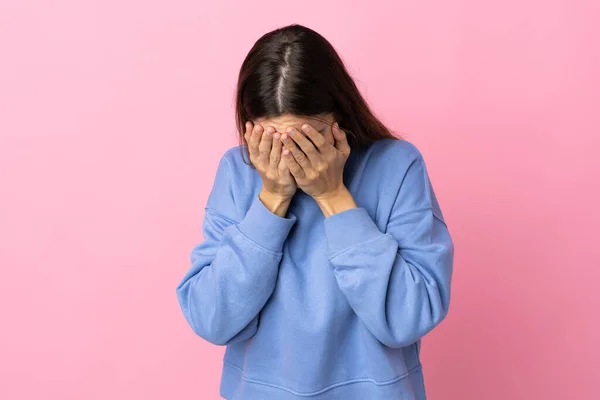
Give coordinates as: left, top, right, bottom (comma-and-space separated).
176, 151, 297, 345
323, 151, 454, 348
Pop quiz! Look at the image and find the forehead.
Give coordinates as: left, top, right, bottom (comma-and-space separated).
254, 113, 331, 130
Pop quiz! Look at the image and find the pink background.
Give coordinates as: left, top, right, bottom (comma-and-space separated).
1, 1, 599, 399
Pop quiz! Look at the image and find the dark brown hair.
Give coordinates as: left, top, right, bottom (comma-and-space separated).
235, 24, 399, 166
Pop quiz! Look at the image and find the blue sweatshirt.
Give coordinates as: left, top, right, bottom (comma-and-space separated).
176, 138, 454, 400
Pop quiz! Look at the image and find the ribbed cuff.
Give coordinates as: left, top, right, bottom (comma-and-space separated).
236, 194, 297, 253
324, 207, 383, 258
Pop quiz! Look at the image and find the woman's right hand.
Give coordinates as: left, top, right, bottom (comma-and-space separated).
244, 121, 297, 199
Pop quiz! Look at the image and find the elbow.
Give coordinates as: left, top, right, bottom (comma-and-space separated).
186, 313, 231, 346
184, 313, 233, 346
176, 287, 232, 346
195, 329, 232, 346
389, 278, 452, 348
384, 292, 451, 349
385, 310, 449, 349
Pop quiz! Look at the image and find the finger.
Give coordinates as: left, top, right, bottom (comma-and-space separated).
243, 120, 252, 146
300, 123, 328, 152
248, 123, 264, 160
244, 121, 256, 158
281, 130, 311, 170
332, 122, 351, 157
269, 130, 283, 171
278, 151, 294, 181
284, 127, 320, 164
323, 123, 335, 147
259, 126, 274, 166
281, 147, 305, 178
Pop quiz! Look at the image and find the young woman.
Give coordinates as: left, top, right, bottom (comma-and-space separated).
176, 24, 454, 400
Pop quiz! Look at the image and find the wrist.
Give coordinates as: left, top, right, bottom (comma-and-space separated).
259, 188, 293, 217
314, 187, 357, 217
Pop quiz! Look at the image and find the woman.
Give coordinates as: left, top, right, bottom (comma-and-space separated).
176, 24, 454, 400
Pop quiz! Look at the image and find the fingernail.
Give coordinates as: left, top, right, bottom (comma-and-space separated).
286, 127, 294, 134
281, 133, 288, 141
255, 125, 263, 133
302, 124, 310, 133
334, 122, 339, 129
266, 127, 275, 134
274, 133, 280, 140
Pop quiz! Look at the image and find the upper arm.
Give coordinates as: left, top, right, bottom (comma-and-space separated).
204, 149, 240, 223
385, 143, 454, 300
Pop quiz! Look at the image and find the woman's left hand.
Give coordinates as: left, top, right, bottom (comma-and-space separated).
280, 122, 351, 199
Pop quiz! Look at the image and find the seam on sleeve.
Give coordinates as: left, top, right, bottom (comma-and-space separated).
420, 157, 433, 207
329, 232, 387, 261
205, 207, 240, 225
386, 206, 433, 224
432, 212, 448, 228
388, 150, 436, 223
222, 149, 237, 209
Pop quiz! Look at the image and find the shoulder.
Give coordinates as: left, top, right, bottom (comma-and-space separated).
372, 138, 447, 221
220, 144, 251, 172
210, 145, 261, 215
366, 138, 440, 207
372, 138, 423, 161
213, 144, 259, 189
367, 138, 427, 178
210, 144, 253, 182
